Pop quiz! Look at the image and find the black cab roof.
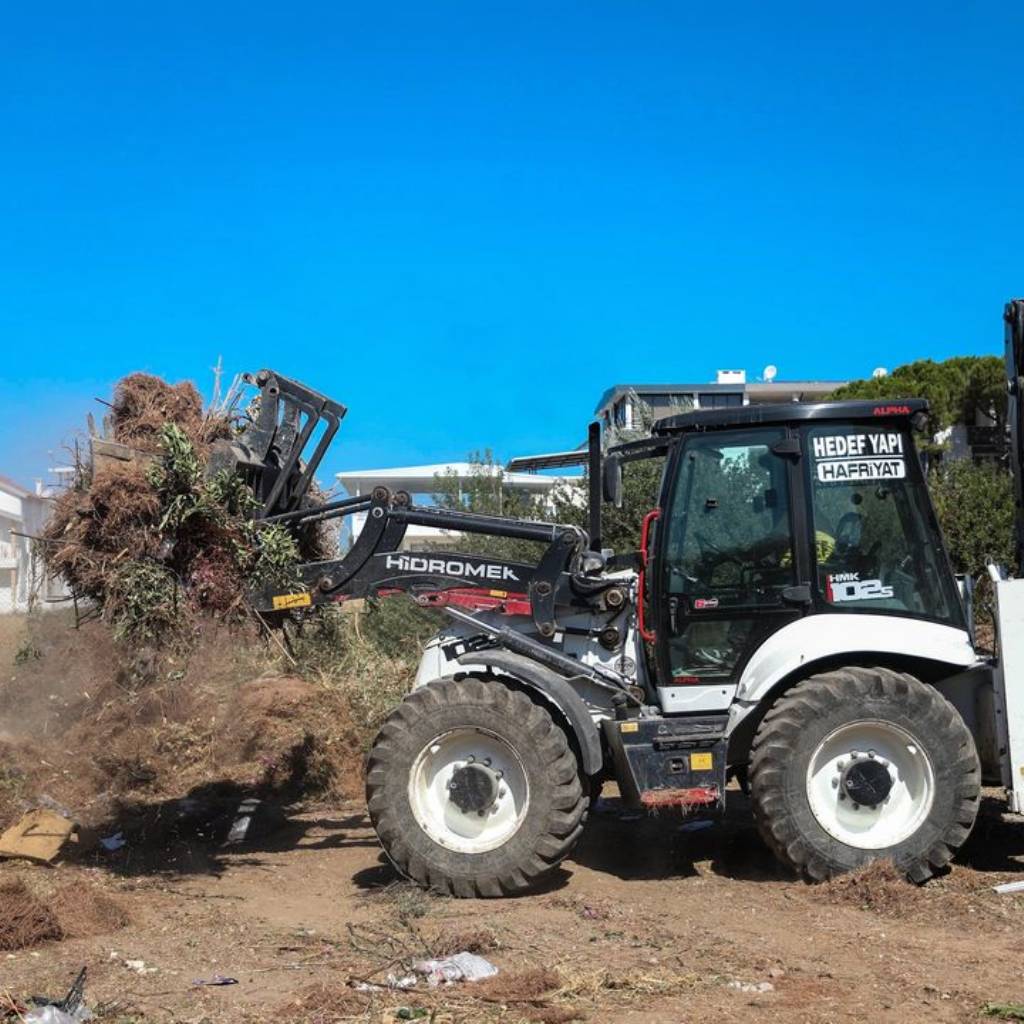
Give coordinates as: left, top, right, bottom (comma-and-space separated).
652, 398, 929, 436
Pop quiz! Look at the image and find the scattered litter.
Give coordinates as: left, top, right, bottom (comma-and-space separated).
99, 833, 127, 852
0, 809, 77, 864
727, 979, 775, 994
25, 967, 92, 1023
353, 973, 417, 992
35, 795, 77, 821
192, 975, 238, 987
678, 820, 715, 833
412, 952, 499, 987
992, 880, 1024, 895
24, 1007, 82, 1024
224, 798, 285, 846
123, 959, 157, 975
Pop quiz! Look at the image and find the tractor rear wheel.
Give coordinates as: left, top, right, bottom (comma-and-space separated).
366, 678, 586, 897
749, 666, 980, 882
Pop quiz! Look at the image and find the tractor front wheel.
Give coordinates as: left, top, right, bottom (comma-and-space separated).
749, 666, 980, 882
366, 678, 586, 897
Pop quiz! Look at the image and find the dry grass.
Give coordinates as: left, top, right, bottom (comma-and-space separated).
0, 880, 63, 950
51, 882, 130, 938
820, 859, 924, 914
112, 372, 229, 451
0, 874, 130, 952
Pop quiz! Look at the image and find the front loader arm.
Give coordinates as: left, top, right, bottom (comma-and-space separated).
219, 368, 619, 637
253, 484, 608, 638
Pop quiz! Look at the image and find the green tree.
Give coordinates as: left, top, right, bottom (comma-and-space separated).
930, 460, 1017, 576
432, 449, 552, 563
429, 392, 692, 564
829, 356, 1006, 443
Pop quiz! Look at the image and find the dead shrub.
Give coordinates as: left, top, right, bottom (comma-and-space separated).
474, 967, 562, 1003
112, 372, 227, 450
52, 883, 130, 938
279, 983, 371, 1021
0, 880, 63, 950
432, 927, 499, 956
821, 859, 923, 914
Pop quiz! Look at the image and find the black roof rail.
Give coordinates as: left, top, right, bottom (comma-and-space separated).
653, 398, 929, 435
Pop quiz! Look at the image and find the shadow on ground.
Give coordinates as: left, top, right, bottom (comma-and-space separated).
83, 778, 378, 878
81, 783, 1024, 888
570, 790, 789, 884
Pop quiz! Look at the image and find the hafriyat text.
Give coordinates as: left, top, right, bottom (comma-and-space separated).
384, 554, 521, 582
813, 431, 906, 483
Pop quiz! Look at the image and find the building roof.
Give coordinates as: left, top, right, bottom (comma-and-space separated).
594, 380, 847, 414
0, 475, 31, 499
336, 462, 574, 496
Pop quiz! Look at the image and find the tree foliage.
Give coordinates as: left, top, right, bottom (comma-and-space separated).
833, 354, 1016, 579
829, 356, 1006, 440
432, 449, 555, 563
930, 460, 1017, 576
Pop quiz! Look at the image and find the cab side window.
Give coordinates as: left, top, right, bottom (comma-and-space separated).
665, 431, 796, 609
806, 425, 962, 626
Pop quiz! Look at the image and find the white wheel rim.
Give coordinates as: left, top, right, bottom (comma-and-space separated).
805, 720, 935, 851
408, 728, 530, 854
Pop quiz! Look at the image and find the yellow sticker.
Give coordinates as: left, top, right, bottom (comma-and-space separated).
619, 721, 639, 733
690, 752, 713, 771
272, 592, 312, 610
489, 589, 508, 598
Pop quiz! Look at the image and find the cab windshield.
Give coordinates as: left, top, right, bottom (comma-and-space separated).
803, 424, 963, 627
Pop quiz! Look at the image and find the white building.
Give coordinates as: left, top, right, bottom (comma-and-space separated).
335, 462, 577, 550
0, 474, 72, 613
595, 370, 848, 431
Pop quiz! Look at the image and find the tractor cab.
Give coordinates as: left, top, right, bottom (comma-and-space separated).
633, 400, 968, 711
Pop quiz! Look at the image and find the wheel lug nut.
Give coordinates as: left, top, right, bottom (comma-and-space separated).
836, 760, 845, 771
496, 770, 504, 779
868, 750, 876, 759
831, 778, 839, 788
483, 758, 492, 767
467, 755, 475, 763
852, 803, 860, 810
838, 793, 846, 801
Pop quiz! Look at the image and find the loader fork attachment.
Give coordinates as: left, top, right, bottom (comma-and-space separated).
209, 369, 347, 519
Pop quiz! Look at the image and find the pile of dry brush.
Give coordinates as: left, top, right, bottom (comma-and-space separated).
41, 373, 334, 648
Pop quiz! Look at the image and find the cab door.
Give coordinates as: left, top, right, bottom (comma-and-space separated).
651, 428, 810, 710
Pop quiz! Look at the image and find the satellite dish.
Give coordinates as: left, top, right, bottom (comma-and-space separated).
872, 367, 888, 379
763, 365, 778, 383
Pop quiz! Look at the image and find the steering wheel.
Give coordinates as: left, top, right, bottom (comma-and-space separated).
835, 512, 883, 572
835, 512, 863, 554
695, 531, 745, 571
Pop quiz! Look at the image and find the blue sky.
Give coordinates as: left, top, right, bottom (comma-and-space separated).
2, 2, 1023, 488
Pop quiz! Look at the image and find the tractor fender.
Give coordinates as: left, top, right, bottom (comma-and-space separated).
454, 649, 603, 776
727, 613, 979, 740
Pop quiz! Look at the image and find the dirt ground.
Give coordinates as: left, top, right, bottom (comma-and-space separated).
4, 617, 1024, 1023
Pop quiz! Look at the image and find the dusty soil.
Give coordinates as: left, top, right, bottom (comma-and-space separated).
4, 791, 1024, 1023
4, 616, 1024, 1022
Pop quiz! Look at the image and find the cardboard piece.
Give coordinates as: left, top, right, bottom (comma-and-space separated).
0, 809, 77, 863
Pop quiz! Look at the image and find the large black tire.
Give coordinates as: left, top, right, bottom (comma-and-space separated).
749, 666, 981, 883
366, 678, 586, 897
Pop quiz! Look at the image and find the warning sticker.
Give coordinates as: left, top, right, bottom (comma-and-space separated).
812, 432, 906, 484
272, 591, 312, 610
